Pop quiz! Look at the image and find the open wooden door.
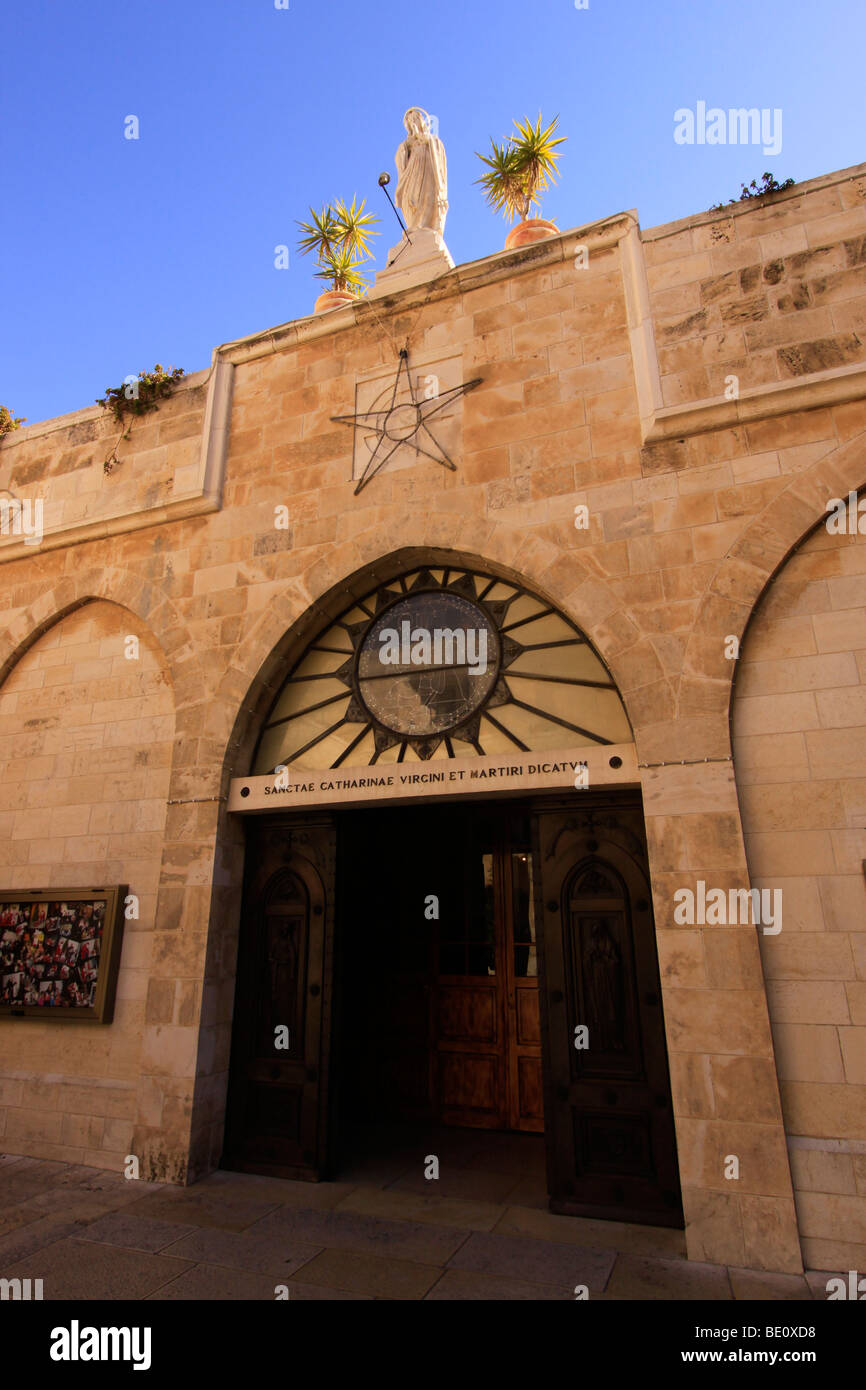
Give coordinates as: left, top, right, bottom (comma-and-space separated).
432, 809, 543, 1132
532, 797, 683, 1227
223, 815, 336, 1181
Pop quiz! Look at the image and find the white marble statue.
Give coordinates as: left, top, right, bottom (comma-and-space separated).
394, 108, 448, 235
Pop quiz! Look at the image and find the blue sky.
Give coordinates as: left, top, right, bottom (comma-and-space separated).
2, 0, 863, 425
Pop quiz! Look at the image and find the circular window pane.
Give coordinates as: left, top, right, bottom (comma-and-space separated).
356, 592, 500, 736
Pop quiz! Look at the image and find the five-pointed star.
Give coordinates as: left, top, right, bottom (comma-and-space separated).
331, 349, 482, 495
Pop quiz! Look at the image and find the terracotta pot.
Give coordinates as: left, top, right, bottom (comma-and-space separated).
505, 218, 560, 251
313, 289, 357, 314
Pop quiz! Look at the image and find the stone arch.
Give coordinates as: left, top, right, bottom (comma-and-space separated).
188, 540, 637, 1179
216, 531, 641, 791
0, 569, 199, 702
0, 567, 206, 799
729, 510, 866, 1273
681, 428, 866, 732
0, 597, 176, 1170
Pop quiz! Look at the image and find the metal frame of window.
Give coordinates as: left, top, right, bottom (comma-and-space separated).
252, 566, 630, 772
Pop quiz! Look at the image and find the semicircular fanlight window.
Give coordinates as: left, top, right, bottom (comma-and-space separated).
252, 566, 632, 774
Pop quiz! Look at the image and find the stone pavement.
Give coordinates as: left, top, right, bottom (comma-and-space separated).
0, 1131, 834, 1301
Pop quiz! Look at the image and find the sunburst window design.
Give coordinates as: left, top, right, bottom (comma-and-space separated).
252, 568, 632, 774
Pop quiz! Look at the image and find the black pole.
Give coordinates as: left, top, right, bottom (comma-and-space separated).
378, 173, 412, 246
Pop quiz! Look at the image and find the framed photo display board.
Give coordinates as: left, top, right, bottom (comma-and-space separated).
0, 887, 127, 1023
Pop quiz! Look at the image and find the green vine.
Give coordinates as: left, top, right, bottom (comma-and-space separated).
0, 405, 27, 438
710, 172, 795, 212
96, 364, 185, 473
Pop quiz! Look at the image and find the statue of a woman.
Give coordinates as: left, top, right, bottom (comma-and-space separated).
394, 108, 448, 235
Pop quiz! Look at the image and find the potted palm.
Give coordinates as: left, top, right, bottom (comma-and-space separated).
296, 197, 379, 313
475, 114, 567, 250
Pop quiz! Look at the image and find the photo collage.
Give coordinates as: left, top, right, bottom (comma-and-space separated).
0, 897, 106, 1009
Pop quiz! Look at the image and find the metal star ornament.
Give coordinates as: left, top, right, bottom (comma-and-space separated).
332, 349, 482, 495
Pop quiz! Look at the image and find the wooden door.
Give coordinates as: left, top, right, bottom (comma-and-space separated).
435, 839, 506, 1128
504, 848, 544, 1131
223, 815, 336, 1180
532, 799, 683, 1226
433, 811, 543, 1132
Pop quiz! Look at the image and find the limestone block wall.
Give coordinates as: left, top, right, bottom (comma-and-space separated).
0, 371, 210, 551
643, 168, 866, 409
0, 601, 173, 1167
733, 520, 866, 1272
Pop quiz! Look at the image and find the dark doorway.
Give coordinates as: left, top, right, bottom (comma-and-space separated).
332, 801, 542, 1150
223, 791, 683, 1228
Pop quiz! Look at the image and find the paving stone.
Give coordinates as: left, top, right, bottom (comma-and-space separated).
161, 1226, 323, 1277
290, 1248, 442, 1299
19, 1180, 155, 1225
729, 1268, 815, 1300
0, 1162, 80, 1207
463, 1134, 548, 1176
336, 1185, 502, 1231
0, 1217, 84, 1267
494, 1203, 688, 1257
281, 1281, 373, 1300
197, 1170, 358, 1210
77, 1211, 198, 1253
425, 1268, 573, 1300
391, 1166, 521, 1203
331, 1155, 415, 1187
144, 1262, 285, 1300
248, 1205, 468, 1264
1, 1236, 194, 1300
125, 1188, 281, 1232
605, 1253, 733, 1300
497, 1174, 549, 1209
0, 1203, 53, 1238
448, 1230, 615, 1291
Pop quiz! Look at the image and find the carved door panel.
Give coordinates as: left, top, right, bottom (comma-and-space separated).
532, 799, 683, 1226
223, 815, 336, 1181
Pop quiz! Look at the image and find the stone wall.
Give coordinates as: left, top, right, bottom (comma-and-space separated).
733, 519, 866, 1272
0, 602, 173, 1166
0, 373, 211, 551
644, 169, 866, 410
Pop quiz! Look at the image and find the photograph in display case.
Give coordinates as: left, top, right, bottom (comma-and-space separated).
0, 887, 127, 1022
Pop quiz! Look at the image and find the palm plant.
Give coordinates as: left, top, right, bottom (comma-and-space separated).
475, 114, 567, 224
0, 405, 26, 437
296, 196, 379, 295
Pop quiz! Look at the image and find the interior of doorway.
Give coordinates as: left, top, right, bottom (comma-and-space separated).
330, 797, 547, 1189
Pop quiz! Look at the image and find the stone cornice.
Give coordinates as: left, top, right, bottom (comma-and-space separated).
641, 158, 866, 244
216, 213, 637, 367
643, 362, 866, 443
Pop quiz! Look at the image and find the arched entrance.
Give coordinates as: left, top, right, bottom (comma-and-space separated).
222, 561, 683, 1227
